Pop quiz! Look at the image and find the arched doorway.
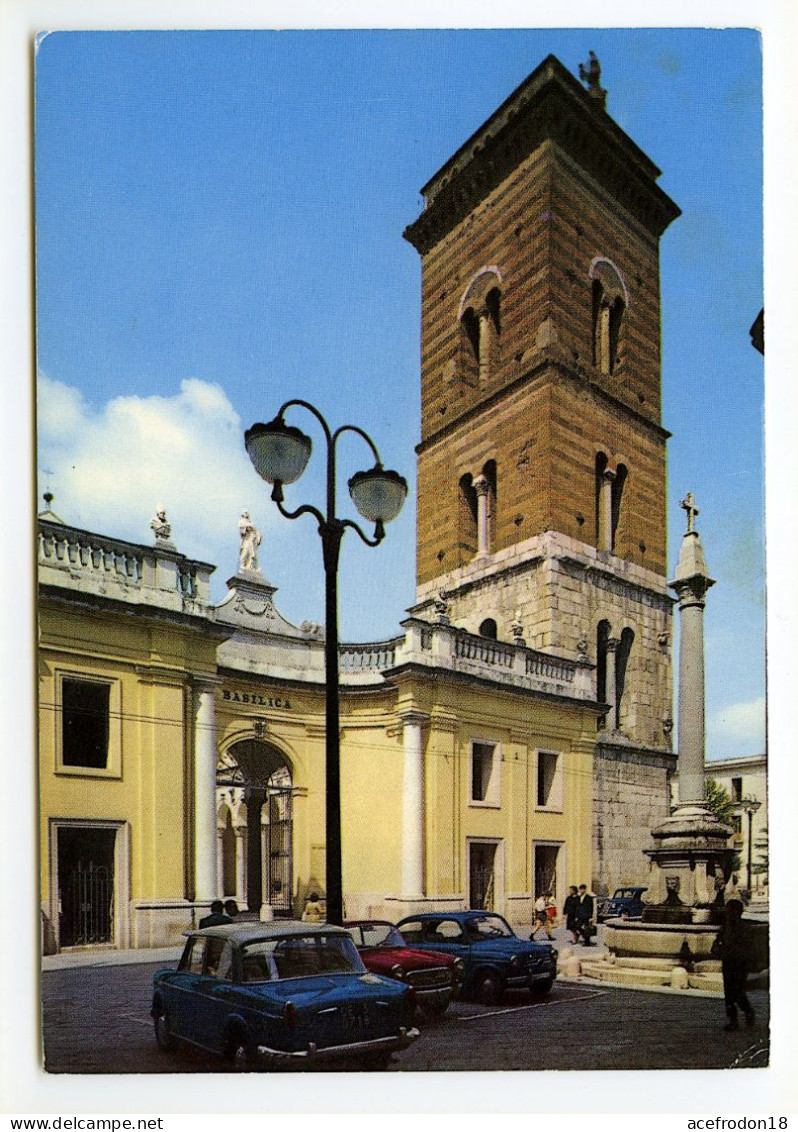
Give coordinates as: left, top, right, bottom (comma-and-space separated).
216, 740, 294, 916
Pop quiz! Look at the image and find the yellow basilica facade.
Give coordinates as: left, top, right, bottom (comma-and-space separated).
39, 503, 598, 951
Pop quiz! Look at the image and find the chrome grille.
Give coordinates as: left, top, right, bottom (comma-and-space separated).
407, 967, 451, 990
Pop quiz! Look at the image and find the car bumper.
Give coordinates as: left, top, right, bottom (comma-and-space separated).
255, 1026, 421, 1063
414, 985, 453, 1008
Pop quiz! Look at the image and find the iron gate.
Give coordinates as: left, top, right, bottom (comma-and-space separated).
265, 788, 293, 915
63, 861, 114, 946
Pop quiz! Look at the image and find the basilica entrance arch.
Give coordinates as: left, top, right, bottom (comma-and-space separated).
216, 739, 293, 916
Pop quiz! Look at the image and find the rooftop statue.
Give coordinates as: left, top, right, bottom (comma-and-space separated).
239, 510, 262, 572
578, 51, 607, 108
150, 506, 172, 543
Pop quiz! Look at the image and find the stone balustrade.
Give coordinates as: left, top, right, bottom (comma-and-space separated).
339, 639, 402, 673
39, 525, 145, 583
396, 617, 593, 700
38, 518, 214, 612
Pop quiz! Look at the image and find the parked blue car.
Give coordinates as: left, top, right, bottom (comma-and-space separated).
397, 911, 557, 1005
151, 921, 419, 1069
596, 886, 648, 922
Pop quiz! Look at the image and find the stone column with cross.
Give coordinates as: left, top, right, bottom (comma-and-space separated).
642, 493, 733, 908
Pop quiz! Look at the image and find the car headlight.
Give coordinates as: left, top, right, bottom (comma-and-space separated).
391, 964, 406, 981
453, 958, 466, 977
509, 954, 525, 973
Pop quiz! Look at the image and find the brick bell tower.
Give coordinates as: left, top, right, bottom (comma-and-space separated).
404, 54, 681, 892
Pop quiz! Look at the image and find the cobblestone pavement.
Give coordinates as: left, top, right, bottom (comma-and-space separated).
41, 962, 769, 1075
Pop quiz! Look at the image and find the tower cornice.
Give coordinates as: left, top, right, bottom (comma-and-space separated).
404, 54, 680, 255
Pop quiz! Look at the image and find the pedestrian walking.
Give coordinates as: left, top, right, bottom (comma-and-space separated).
712, 897, 755, 1031
302, 891, 325, 923
576, 884, 595, 945
531, 892, 553, 940
563, 885, 580, 944
198, 899, 232, 929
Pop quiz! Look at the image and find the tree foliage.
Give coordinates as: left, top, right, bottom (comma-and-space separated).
704, 778, 737, 827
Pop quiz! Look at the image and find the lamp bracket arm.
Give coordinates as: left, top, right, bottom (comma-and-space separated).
340, 516, 385, 547
279, 399, 333, 444
272, 493, 325, 528
332, 423, 382, 466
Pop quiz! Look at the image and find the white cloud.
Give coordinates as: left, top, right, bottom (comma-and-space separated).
37, 375, 269, 574
709, 696, 766, 758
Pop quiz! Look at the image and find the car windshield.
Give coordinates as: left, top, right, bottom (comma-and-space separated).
240, 934, 364, 982
465, 914, 514, 939
348, 923, 405, 949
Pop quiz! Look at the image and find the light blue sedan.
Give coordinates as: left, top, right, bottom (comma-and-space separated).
151, 921, 420, 1069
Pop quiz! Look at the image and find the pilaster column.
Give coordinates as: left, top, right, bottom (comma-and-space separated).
473, 474, 491, 556
605, 636, 619, 730
400, 711, 429, 899
598, 468, 615, 551
216, 826, 225, 897
193, 680, 220, 902
234, 827, 247, 906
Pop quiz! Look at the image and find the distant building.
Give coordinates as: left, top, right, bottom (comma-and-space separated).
672, 755, 767, 893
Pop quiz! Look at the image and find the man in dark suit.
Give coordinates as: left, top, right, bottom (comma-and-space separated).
563, 885, 581, 944
199, 899, 232, 929
576, 884, 594, 945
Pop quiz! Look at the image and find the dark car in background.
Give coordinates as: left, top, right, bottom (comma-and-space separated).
596, 886, 648, 922
345, 919, 462, 1015
397, 911, 557, 1006
151, 922, 419, 1069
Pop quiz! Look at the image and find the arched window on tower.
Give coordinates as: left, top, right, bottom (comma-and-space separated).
595, 452, 609, 548
589, 259, 627, 376
458, 472, 478, 561
458, 268, 503, 386
615, 627, 635, 730
482, 459, 497, 552
610, 463, 628, 552
479, 618, 498, 640
460, 307, 481, 385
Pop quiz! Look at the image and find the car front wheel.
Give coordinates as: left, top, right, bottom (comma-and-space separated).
153, 1007, 176, 1052
223, 1026, 255, 1069
475, 970, 503, 1006
532, 977, 554, 996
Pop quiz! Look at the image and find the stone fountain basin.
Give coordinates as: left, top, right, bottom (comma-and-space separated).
603, 917, 719, 962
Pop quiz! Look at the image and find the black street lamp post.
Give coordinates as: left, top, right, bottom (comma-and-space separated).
245, 400, 407, 925
738, 795, 761, 895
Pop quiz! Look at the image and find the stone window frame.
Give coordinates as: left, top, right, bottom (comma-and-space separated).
594, 448, 630, 554
589, 257, 628, 376
534, 748, 564, 813
54, 668, 123, 779
468, 738, 502, 808
457, 266, 503, 387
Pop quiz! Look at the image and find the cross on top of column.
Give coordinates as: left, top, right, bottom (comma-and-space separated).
680, 492, 699, 533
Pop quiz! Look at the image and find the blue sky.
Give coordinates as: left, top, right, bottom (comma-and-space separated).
34, 28, 764, 759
